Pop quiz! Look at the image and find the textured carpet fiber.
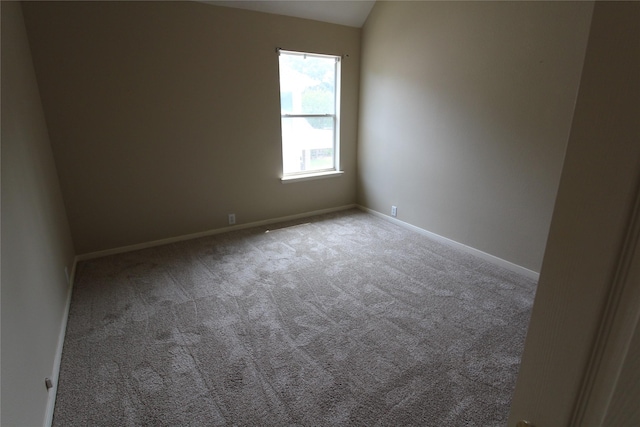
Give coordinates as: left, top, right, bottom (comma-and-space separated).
53, 209, 536, 426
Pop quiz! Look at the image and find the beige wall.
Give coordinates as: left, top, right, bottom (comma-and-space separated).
357, 1, 593, 272
1, 2, 76, 425
22, 1, 360, 255
509, 2, 640, 424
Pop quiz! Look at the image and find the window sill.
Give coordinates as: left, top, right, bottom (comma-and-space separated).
281, 170, 344, 184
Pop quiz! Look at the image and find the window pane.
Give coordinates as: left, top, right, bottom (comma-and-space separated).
279, 54, 335, 115
282, 116, 335, 174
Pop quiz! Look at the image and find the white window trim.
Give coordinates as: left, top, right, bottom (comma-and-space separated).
278, 49, 342, 181
280, 170, 344, 184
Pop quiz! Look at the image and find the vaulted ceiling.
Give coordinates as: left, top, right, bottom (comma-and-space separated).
204, 0, 376, 28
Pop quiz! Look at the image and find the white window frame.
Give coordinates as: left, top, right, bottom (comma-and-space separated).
277, 49, 343, 183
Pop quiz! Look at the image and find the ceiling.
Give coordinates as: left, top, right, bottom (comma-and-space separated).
204, 1, 376, 28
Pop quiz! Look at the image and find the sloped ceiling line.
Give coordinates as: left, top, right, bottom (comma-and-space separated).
203, 0, 376, 28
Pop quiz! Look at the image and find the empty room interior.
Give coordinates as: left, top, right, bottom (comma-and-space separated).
2, 1, 639, 426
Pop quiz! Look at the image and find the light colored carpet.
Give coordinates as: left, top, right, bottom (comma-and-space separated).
53, 209, 536, 426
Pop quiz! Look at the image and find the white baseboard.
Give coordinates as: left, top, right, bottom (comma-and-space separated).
357, 205, 540, 281
75, 203, 538, 281
68, 257, 78, 287
44, 256, 76, 427
77, 204, 357, 261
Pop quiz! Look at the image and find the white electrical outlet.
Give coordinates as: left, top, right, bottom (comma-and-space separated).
228, 214, 236, 225
391, 206, 397, 217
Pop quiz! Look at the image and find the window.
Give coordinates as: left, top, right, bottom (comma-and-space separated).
278, 49, 341, 180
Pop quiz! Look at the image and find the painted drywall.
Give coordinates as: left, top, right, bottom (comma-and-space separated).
1, 2, 76, 425
22, 1, 360, 255
357, 1, 593, 272
509, 2, 640, 424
